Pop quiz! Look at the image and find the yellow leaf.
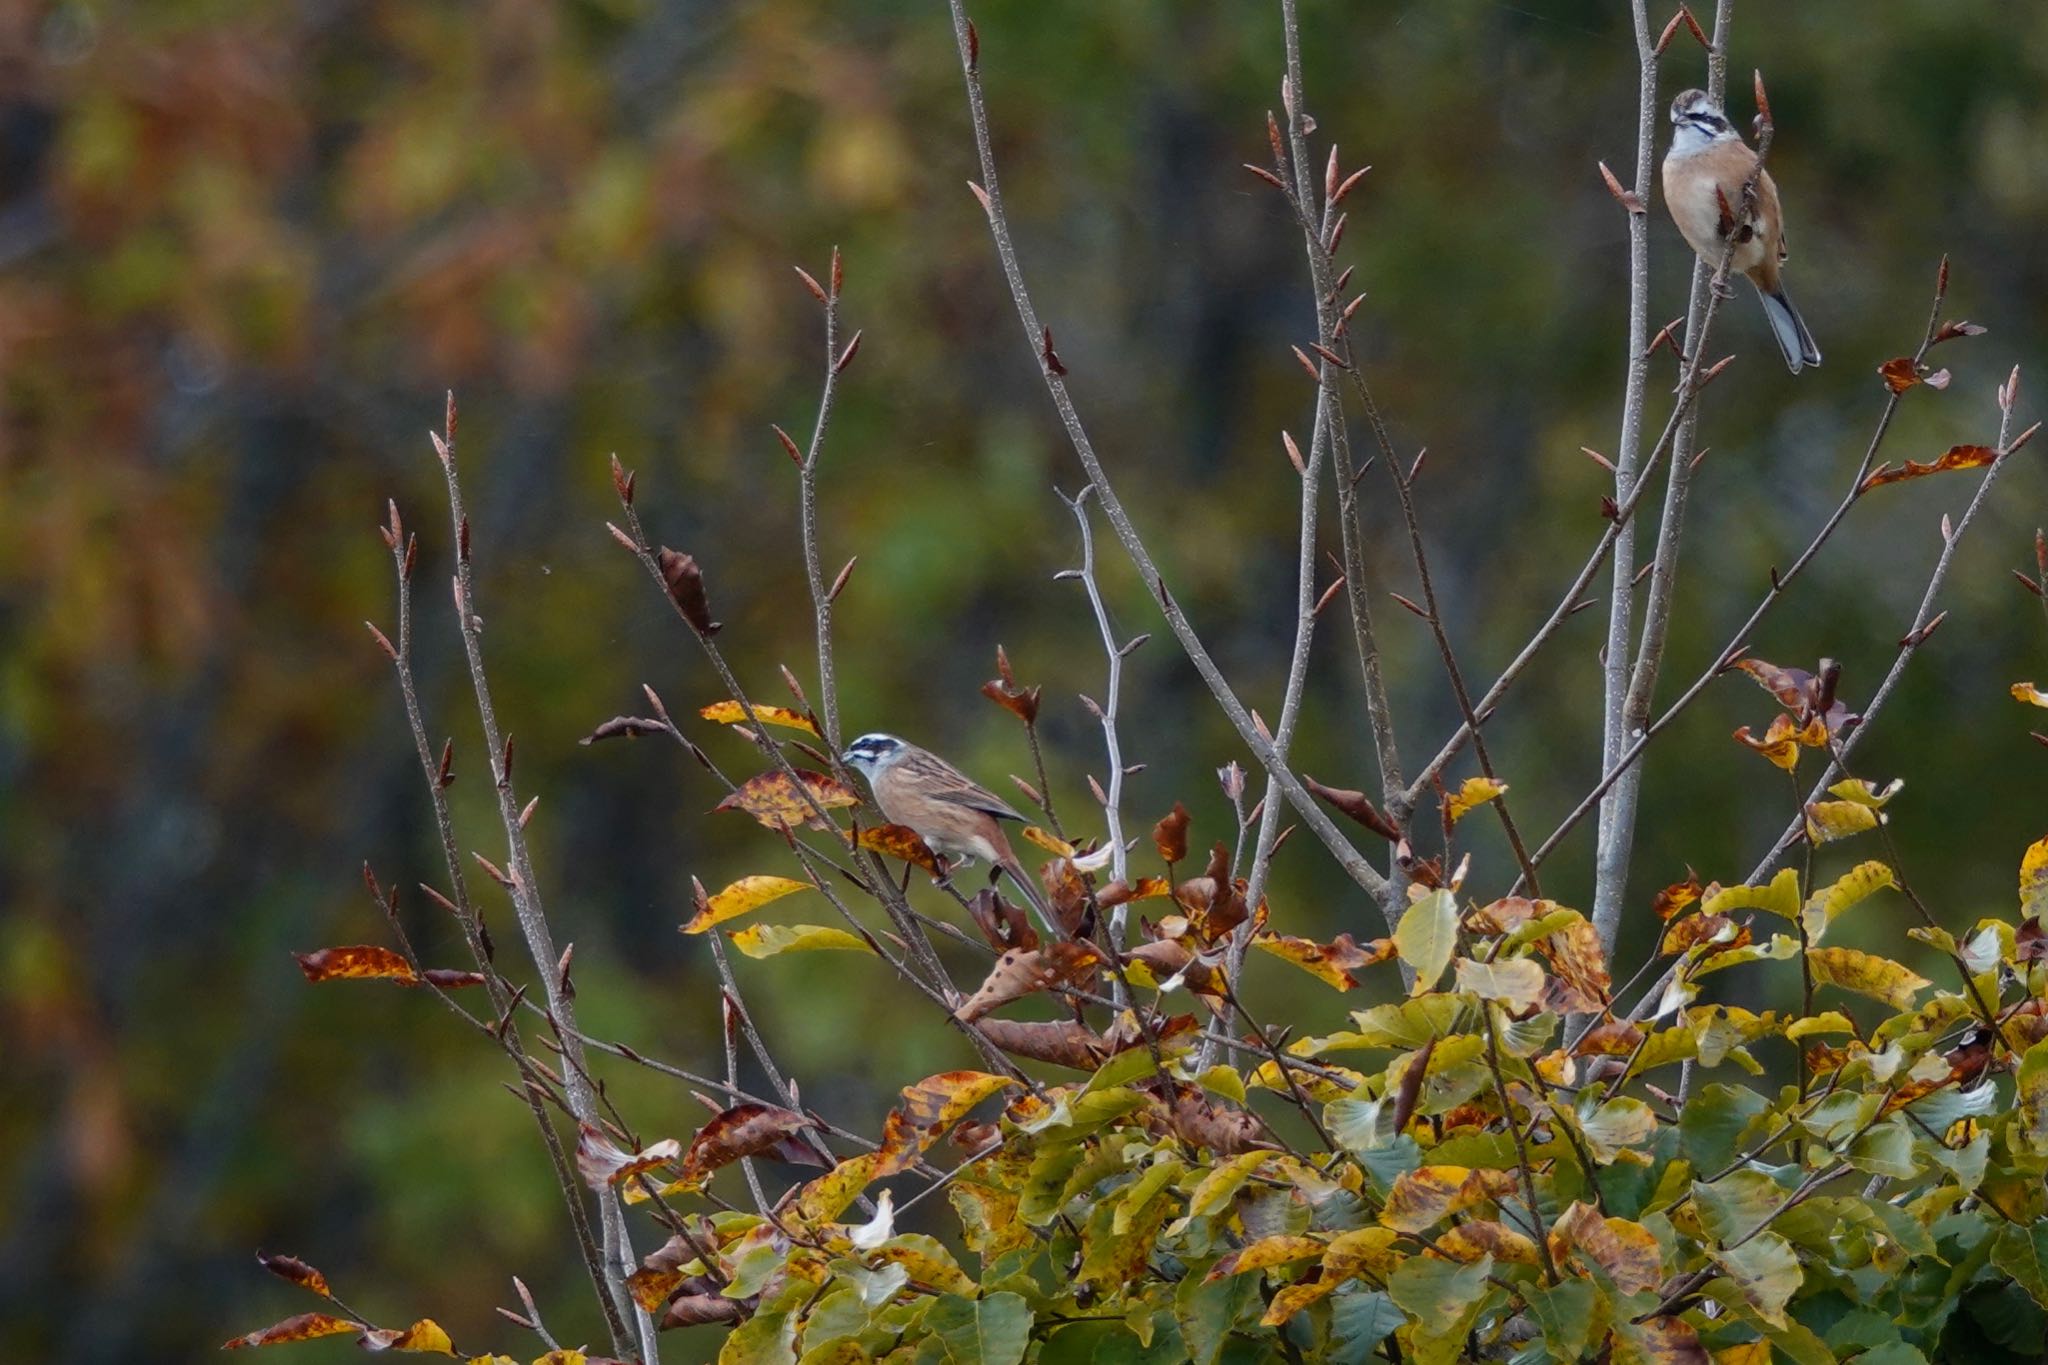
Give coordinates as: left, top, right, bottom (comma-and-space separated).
1020, 825, 1075, 857
1701, 868, 1801, 920
2015, 682, 2048, 709
1323, 1227, 1402, 1282
1800, 861, 1895, 944
855, 823, 942, 875
1453, 956, 1546, 1012
1828, 777, 1903, 807
362, 1319, 455, 1354
2023, 834, 2048, 918
1784, 1011, 1857, 1041
1732, 714, 1825, 770
868, 1234, 975, 1294
1437, 1220, 1542, 1266
1381, 1166, 1516, 1234
699, 700, 819, 735
683, 875, 810, 934
728, 923, 872, 957
792, 1152, 883, 1225
1444, 776, 1508, 824
1860, 443, 1998, 491
1187, 1151, 1272, 1217
1395, 889, 1459, 993
1261, 1280, 1338, 1326
1808, 947, 1931, 1009
876, 1071, 1020, 1175
1205, 1234, 1326, 1281
1805, 800, 1880, 844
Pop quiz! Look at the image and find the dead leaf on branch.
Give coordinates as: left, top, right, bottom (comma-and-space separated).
955, 941, 1103, 1021
579, 715, 668, 745
1861, 444, 1998, 492
699, 700, 819, 735
655, 548, 718, 634
981, 644, 1041, 723
293, 946, 485, 990
713, 769, 860, 830
875, 1071, 1020, 1175
677, 1103, 829, 1183
1251, 931, 1395, 990
223, 1313, 361, 1350
856, 822, 943, 876
1153, 801, 1191, 864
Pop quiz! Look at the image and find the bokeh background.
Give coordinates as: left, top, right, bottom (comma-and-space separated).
3, 0, 2044, 1356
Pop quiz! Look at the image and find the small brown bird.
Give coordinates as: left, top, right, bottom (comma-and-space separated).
1662, 88, 1821, 373
840, 733, 1055, 935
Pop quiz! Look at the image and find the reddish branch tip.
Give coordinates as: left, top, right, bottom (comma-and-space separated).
829, 245, 843, 299
965, 19, 978, 71
834, 330, 863, 373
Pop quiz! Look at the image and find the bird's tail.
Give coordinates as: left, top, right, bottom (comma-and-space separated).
997, 855, 1063, 942
1755, 280, 1821, 374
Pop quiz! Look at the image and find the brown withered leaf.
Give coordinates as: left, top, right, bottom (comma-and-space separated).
662, 1294, 748, 1329
655, 548, 718, 634
1251, 931, 1395, 990
1535, 916, 1611, 1014
421, 968, 488, 989
1731, 657, 1853, 733
1877, 356, 1923, 394
575, 1122, 682, 1190
294, 946, 418, 985
1465, 896, 1551, 935
579, 715, 668, 745
955, 942, 1102, 1021
1572, 1019, 1645, 1057
875, 1071, 1020, 1175
1652, 871, 1703, 921
975, 1013, 1198, 1070
981, 646, 1041, 723
1548, 1203, 1664, 1295
1154, 801, 1191, 864
713, 769, 860, 830
223, 1313, 362, 1350
1096, 876, 1173, 908
1661, 913, 1746, 957
1164, 1087, 1271, 1156
257, 1252, 333, 1299
1302, 774, 1401, 841
965, 888, 1037, 952
1861, 444, 1998, 492
679, 1103, 828, 1182
1126, 938, 1226, 997
856, 822, 943, 876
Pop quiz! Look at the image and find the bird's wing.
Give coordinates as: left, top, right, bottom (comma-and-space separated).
918, 753, 1029, 823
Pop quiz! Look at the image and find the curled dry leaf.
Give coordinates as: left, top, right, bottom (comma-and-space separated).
713, 769, 861, 831
1877, 356, 1923, 394
1095, 876, 1172, 908
294, 945, 417, 985
1732, 713, 1828, 771
654, 548, 718, 634
579, 715, 668, 745
1153, 800, 1191, 864
1163, 1087, 1270, 1156
698, 701, 819, 735
1302, 774, 1401, 841
678, 1103, 828, 1184
856, 822, 943, 876
875, 1071, 1020, 1175
257, 1252, 333, 1299
2013, 683, 2048, 709
955, 941, 1103, 1022
1250, 931, 1395, 990
575, 1122, 682, 1190
981, 646, 1041, 723
223, 1313, 362, 1349
682, 874, 810, 934
1652, 871, 1703, 921
1125, 937, 1226, 997
1860, 444, 1997, 492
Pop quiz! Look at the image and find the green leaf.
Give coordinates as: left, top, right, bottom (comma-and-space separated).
916, 1292, 1032, 1365
1520, 1278, 1603, 1361
1694, 1170, 1788, 1245
1394, 889, 1458, 993
1679, 1083, 1771, 1172
1578, 1097, 1658, 1163
1846, 1120, 1920, 1179
2015, 1039, 2048, 1157
1713, 1231, 1803, 1326
1328, 1289, 1403, 1363
1993, 1222, 2048, 1310
1389, 1255, 1493, 1365
1171, 1269, 1262, 1365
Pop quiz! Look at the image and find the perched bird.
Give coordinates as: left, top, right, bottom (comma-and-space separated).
1662, 87, 1821, 373
840, 733, 1056, 935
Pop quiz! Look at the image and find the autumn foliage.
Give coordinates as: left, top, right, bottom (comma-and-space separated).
224, 6, 2048, 1365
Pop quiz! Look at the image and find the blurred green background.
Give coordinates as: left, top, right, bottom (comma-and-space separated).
2, 0, 2043, 1356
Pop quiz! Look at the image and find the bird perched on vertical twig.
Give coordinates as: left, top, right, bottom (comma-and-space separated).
840, 733, 1058, 938
1662, 87, 1821, 374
